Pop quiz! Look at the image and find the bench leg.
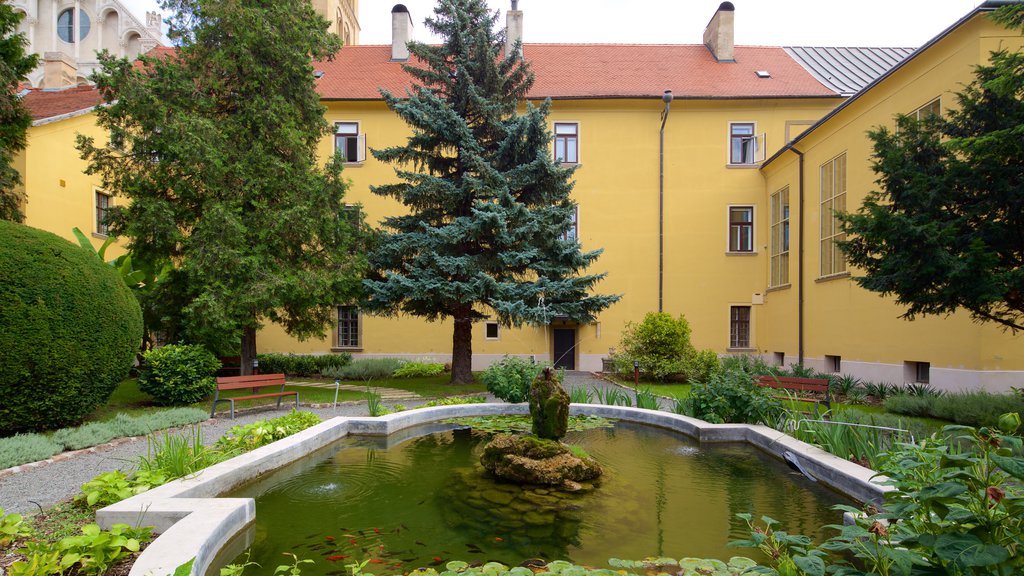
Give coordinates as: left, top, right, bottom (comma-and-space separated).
229, 399, 236, 419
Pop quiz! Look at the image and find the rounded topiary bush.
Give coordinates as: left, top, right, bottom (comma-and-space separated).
0, 222, 143, 434
138, 344, 220, 405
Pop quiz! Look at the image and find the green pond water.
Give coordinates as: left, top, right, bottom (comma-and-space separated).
225, 421, 854, 575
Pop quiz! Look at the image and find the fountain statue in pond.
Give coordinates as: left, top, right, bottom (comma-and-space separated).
480, 368, 602, 490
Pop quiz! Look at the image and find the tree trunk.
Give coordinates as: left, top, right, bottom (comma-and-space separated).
451, 313, 474, 384
240, 325, 257, 376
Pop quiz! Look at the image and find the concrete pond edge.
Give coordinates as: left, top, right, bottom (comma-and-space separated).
97, 404, 892, 576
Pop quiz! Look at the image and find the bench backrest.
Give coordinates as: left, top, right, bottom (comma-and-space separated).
755, 375, 830, 393
216, 373, 286, 391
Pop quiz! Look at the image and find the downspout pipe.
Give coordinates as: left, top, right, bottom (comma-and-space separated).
659, 89, 673, 313
791, 147, 805, 366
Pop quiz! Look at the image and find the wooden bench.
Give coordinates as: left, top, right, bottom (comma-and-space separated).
211, 373, 297, 419
755, 375, 832, 417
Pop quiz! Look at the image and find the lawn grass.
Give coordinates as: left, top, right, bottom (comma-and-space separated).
606, 375, 692, 399
295, 375, 486, 398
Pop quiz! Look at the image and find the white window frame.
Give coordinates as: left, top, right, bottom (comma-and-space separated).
819, 152, 848, 278
335, 121, 366, 164
726, 205, 754, 253
94, 188, 112, 237
484, 321, 500, 340
728, 122, 766, 165
553, 122, 580, 164
770, 186, 791, 287
728, 305, 753, 350
562, 205, 579, 242
913, 98, 941, 121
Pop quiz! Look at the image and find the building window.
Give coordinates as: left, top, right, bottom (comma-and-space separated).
335, 122, 366, 163
729, 122, 758, 164
337, 306, 360, 348
562, 205, 578, 241
905, 361, 930, 384
728, 206, 753, 252
773, 352, 785, 366
57, 8, 90, 43
820, 153, 848, 277
770, 186, 790, 286
825, 355, 841, 373
95, 191, 111, 236
554, 123, 578, 164
913, 98, 941, 121
729, 306, 751, 349
485, 322, 499, 340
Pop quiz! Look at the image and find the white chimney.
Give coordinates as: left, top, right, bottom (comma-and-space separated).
506, 2, 523, 58
703, 2, 735, 63
391, 4, 413, 61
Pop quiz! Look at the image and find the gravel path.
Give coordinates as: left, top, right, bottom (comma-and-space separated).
0, 372, 624, 515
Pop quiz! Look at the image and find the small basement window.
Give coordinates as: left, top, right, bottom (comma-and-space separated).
485, 322, 499, 340
825, 355, 841, 373
904, 361, 930, 384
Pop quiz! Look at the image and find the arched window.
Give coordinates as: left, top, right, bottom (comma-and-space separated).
57, 8, 91, 43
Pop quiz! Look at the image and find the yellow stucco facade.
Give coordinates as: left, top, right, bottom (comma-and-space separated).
13, 5, 1024, 390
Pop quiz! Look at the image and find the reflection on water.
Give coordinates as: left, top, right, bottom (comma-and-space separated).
226, 421, 853, 575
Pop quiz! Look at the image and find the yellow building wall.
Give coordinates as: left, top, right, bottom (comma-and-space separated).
19, 111, 125, 258
259, 96, 844, 370
759, 14, 1024, 390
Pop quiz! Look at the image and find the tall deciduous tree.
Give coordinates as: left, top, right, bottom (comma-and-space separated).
79, 0, 365, 372
365, 0, 618, 384
0, 4, 38, 222
839, 6, 1024, 332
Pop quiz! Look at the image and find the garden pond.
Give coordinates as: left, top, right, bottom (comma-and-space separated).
224, 420, 854, 575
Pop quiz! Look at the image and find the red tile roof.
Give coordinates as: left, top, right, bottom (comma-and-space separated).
21, 85, 103, 120
315, 44, 839, 100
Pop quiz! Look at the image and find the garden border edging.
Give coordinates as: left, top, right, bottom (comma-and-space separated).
97, 404, 891, 576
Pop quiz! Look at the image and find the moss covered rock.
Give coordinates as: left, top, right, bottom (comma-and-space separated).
480, 434, 602, 487
0, 222, 143, 433
529, 373, 569, 440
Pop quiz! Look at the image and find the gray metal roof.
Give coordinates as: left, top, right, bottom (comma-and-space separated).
784, 47, 916, 96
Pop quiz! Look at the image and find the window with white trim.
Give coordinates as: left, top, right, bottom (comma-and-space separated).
820, 153, 847, 277
729, 122, 764, 164
337, 306, 360, 348
728, 206, 753, 252
554, 123, 578, 164
770, 186, 790, 287
729, 306, 751, 349
335, 122, 366, 163
913, 98, 940, 121
562, 205, 578, 242
95, 190, 112, 236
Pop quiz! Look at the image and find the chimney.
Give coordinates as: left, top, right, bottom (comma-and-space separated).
703, 2, 735, 63
391, 4, 413, 61
42, 52, 77, 89
506, 2, 523, 58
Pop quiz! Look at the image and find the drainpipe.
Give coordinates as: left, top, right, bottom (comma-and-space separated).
658, 89, 673, 313
791, 147, 805, 366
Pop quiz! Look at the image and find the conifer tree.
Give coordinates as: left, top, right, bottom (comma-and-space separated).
839, 6, 1024, 332
78, 0, 365, 371
0, 5, 38, 222
365, 0, 618, 383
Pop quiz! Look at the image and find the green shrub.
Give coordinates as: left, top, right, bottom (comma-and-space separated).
684, 349, 721, 384
322, 358, 406, 381
138, 344, 220, 405
419, 395, 486, 407
256, 353, 351, 377
612, 312, 694, 381
0, 222, 143, 434
683, 369, 784, 425
52, 422, 119, 451
214, 410, 321, 452
0, 433, 63, 469
393, 361, 446, 378
885, 390, 1024, 428
481, 356, 541, 403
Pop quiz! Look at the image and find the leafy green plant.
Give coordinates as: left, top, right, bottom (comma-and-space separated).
730, 514, 828, 576
862, 380, 897, 400
671, 395, 688, 415
684, 349, 721, 384
256, 353, 351, 377
419, 395, 486, 407
56, 523, 152, 575
366, 388, 388, 416
594, 386, 632, 407
138, 344, 220, 405
9, 540, 62, 576
0, 432, 63, 469
214, 410, 321, 452
0, 507, 34, 546
884, 390, 1024, 428
830, 374, 862, 397
76, 471, 146, 508
569, 385, 594, 404
898, 381, 943, 397
612, 312, 694, 381
275, 552, 314, 576
785, 363, 817, 378
719, 354, 778, 376
682, 369, 784, 425
137, 426, 226, 479
220, 554, 259, 576
481, 356, 541, 403
635, 387, 660, 410
393, 361, 446, 378
323, 358, 406, 381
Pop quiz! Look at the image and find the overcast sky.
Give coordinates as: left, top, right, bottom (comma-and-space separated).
124, 1, 987, 48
